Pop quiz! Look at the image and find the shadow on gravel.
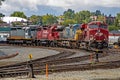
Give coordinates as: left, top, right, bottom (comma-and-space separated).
0, 53, 19, 60
0, 50, 7, 56
91, 77, 120, 80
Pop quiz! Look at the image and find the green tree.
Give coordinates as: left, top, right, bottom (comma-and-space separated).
74, 10, 91, 23
91, 12, 96, 16
0, 0, 5, 5
0, 0, 5, 23
42, 14, 57, 25
0, 13, 5, 17
95, 10, 101, 16
61, 19, 77, 26
11, 22, 23, 27
106, 14, 114, 25
109, 25, 119, 31
115, 13, 120, 28
29, 15, 42, 25
0, 13, 5, 23
97, 15, 105, 22
74, 12, 81, 23
114, 19, 119, 27
63, 9, 75, 19
10, 11, 27, 19
116, 13, 120, 19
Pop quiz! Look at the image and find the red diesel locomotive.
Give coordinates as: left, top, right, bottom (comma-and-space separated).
80, 21, 108, 50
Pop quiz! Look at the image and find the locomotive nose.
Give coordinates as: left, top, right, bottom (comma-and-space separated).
94, 30, 104, 41
97, 29, 100, 33
93, 29, 108, 49
97, 29, 103, 36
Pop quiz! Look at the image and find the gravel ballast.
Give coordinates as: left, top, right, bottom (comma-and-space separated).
2, 68, 120, 80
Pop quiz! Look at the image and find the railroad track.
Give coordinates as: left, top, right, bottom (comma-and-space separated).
0, 59, 120, 78
0, 50, 110, 78
0, 50, 76, 77
0, 44, 120, 78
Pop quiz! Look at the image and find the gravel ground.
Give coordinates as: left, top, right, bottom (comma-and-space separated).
0, 46, 91, 66
0, 46, 59, 66
2, 68, 120, 80
0, 46, 120, 80
99, 49, 120, 62
0, 50, 7, 56
66, 50, 91, 58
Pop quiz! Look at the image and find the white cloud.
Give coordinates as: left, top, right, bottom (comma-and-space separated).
46, 0, 120, 8
0, 0, 120, 16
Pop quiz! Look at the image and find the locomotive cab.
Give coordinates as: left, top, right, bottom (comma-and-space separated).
81, 21, 109, 49
88, 22, 108, 49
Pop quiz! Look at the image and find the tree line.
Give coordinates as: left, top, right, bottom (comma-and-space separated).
2, 9, 119, 31
0, 0, 120, 31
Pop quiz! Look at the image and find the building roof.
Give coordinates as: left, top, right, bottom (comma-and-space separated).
1, 17, 27, 23
0, 27, 10, 31
110, 30, 120, 34
0, 27, 10, 32
109, 30, 120, 36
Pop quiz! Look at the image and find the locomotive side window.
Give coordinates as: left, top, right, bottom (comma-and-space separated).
89, 25, 98, 28
99, 25, 107, 29
17, 28, 22, 30
37, 28, 41, 31
11, 28, 16, 30
31, 28, 36, 31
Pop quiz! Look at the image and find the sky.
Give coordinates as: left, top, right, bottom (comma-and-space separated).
0, 0, 120, 17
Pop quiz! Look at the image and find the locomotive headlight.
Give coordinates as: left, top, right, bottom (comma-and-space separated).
99, 33, 103, 36
94, 38, 96, 40
98, 29, 100, 33
90, 35, 93, 40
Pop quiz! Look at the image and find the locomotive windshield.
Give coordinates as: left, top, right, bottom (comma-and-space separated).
89, 24, 107, 29
11, 28, 16, 30
99, 25, 107, 29
89, 24, 98, 28
31, 28, 36, 31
